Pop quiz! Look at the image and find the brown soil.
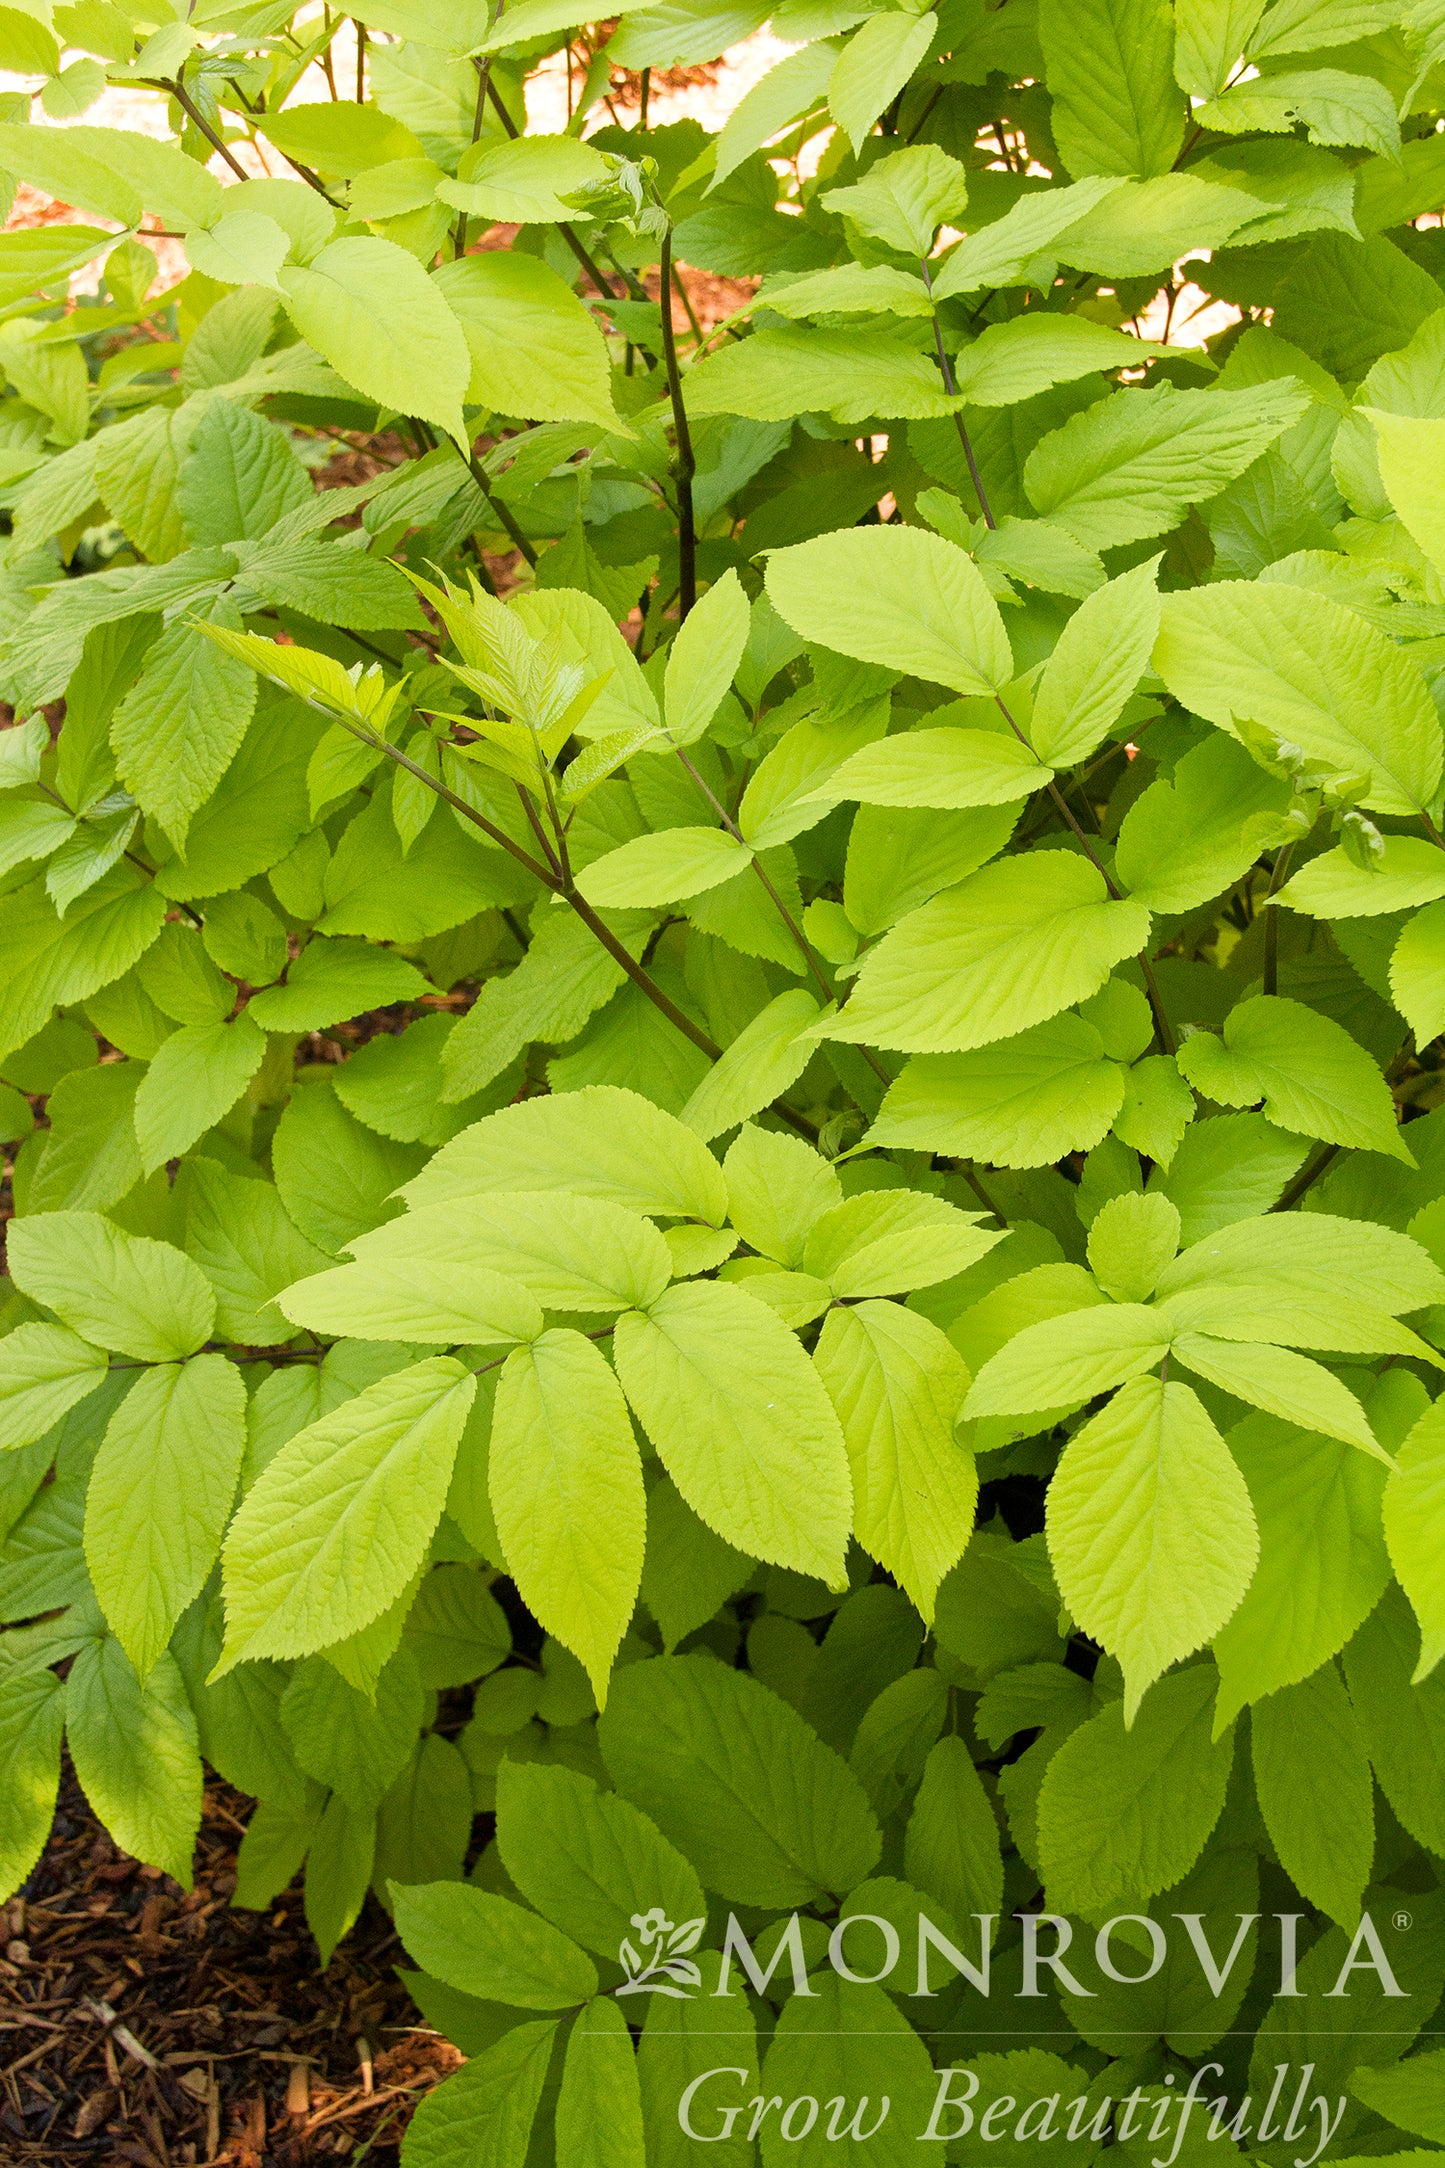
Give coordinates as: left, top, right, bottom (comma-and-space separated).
1, 1777, 459, 2168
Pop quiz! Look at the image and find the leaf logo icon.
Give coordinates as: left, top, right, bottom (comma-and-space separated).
616, 1908, 706, 1998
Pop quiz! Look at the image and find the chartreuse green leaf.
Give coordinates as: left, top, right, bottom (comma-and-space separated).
1252, 1665, 1374, 1929
952, 316, 1171, 405
304, 1795, 374, 1968
196, 619, 396, 724
1174, 1333, 1386, 1460
805, 1190, 1000, 1297
905, 1731, 1004, 1928
496, 1759, 706, 1958
966, 1304, 1172, 1416
1392, 901, 1445, 1049
141, 921, 232, 1025
829, 10, 937, 153
812, 725, 1050, 811
434, 252, 621, 431
1085, 1190, 1180, 1303
723, 1124, 841, 1268
950, 1273, 1102, 1409
0, 713, 47, 788
818, 851, 1151, 1055
640, 1478, 752, 1652
1198, 67, 1400, 158
85, 1354, 247, 1682
1155, 1213, 1444, 1363
342, 1189, 672, 1314
1276, 836, 1445, 919
577, 825, 752, 908
1351, 2049, 1445, 2142
663, 568, 750, 746
279, 1244, 543, 1347
437, 912, 638, 1102
1115, 734, 1290, 913
815, 1302, 975, 1622
1372, 409, 1445, 576
179, 398, 312, 550
760, 1974, 940, 2163
0, 119, 219, 225
66, 1638, 203, 1888
490, 1330, 644, 1703
279, 237, 469, 444
111, 609, 258, 852
1177, 993, 1414, 1163
134, 1013, 268, 1173
403, 1567, 510, 1689
399, 2020, 559, 2168
929, 175, 1124, 299
679, 989, 820, 1141
1384, 1395, 1445, 1681
684, 324, 959, 427
436, 134, 610, 225
1154, 581, 1444, 817
0, 111, 139, 216
374, 1730, 477, 1899
613, 1280, 852, 1584
0, 1670, 66, 1904
765, 527, 1013, 699
244, 1805, 333, 1939
1173, 0, 1263, 98
868, 1016, 1126, 1167
1039, 0, 1185, 178
281, 1647, 422, 1801
745, 262, 927, 320
1028, 556, 1161, 767
0, 801, 76, 880
557, 1995, 646, 2168
246, 937, 430, 1031
21, 1065, 140, 1214
1343, 1585, 1445, 1856
7, 1212, 215, 1362
598, 1654, 881, 1905
1164, 1211, 1445, 1319
739, 703, 891, 851
1036, 1666, 1233, 1912
402, 1085, 729, 1226
1053, 170, 1278, 277
1025, 382, 1307, 550
0, 1322, 108, 1451
217, 1359, 476, 1673
711, 36, 838, 188
182, 1158, 331, 1346
1213, 1400, 1394, 1729
0, 870, 166, 1065
1045, 1375, 1258, 1719
394, 1881, 597, 2007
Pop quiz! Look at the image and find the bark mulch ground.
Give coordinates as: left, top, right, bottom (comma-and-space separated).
1, 1777, 460, 2168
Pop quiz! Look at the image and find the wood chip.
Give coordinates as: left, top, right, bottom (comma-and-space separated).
73, 2083, 116, 2137
1, 1770, 452, 2161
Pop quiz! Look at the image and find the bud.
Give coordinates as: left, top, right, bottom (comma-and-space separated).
563, 153, 668, 239
818, 1110, 865, 1160
1338, 808, 1386, 871
1250, 803, 1314, 851
1320, 769, 1372, 807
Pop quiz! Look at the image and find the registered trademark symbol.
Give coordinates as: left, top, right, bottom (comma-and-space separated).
1394, 1911, 1413, 1931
